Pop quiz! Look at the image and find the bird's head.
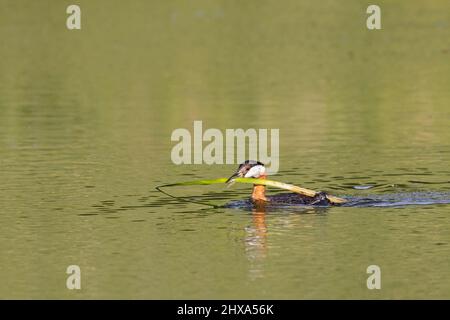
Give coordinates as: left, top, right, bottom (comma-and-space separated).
226, 160, 266, 183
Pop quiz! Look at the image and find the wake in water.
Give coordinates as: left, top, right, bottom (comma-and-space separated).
342, 191, 450, 207
224, 191, 450, 210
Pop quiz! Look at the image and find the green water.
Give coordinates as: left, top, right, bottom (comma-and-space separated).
0, 1, 449, 299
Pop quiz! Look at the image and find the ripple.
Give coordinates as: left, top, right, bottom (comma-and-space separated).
343, 192, 450, 207
352, 185, 374, 190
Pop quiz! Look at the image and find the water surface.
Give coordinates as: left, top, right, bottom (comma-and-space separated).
0, 0, 449, 299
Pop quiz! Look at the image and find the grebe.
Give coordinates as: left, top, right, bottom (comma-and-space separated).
226, 160, 332, 206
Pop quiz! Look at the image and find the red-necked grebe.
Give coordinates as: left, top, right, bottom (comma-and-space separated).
226, 160, 332, 206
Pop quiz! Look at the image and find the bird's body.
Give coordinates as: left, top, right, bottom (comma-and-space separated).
265, 192, 331, 206
227, 160, 333, 207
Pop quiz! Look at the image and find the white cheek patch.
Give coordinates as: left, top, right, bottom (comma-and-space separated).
244, 165, 266, 178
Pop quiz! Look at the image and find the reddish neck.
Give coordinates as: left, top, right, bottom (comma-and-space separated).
251, 174, 268, 202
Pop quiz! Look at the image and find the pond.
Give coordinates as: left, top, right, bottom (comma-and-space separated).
0, 1, 449, 298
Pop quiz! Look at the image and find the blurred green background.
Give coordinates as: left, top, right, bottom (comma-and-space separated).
0, 0, 449, 299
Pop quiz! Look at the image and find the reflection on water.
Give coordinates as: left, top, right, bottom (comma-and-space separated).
244, 203, 328, 281
245, 211, 268, 279
1, 1, 450, 298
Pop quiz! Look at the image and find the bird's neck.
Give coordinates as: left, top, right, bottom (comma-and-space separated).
252, 174, 268, 202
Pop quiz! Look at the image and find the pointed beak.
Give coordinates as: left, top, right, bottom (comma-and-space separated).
226, 171, 242, 184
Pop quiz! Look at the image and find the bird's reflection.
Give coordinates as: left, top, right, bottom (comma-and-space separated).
244, 201, 268, 279
244, 201, 327, 280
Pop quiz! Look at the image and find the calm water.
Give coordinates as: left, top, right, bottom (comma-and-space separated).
0, 1, 449, 299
